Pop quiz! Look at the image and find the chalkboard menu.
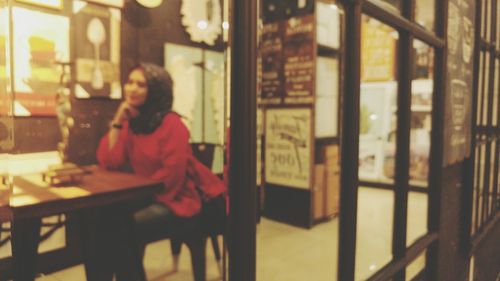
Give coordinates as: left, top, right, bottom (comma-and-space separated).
261, 22, 283, 104
283, 15, 315, 104
443, 0, 475, 165
259, 10, 315, 105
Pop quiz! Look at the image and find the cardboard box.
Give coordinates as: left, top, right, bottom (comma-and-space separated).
324, 145, 340, 169
313, 164, 325, 219
325, 166, 340, 216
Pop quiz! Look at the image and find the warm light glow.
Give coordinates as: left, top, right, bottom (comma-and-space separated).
330, 4, 338, 10
197, 20, 208, 30
222, 21, 229, 30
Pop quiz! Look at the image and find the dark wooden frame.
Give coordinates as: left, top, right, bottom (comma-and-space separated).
464, 0, 500, 256
228, 0, 257, 280
339, 0, 446, 280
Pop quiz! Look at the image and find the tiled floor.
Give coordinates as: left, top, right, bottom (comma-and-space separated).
36, 238, 224, 281
36, 188, 426, 281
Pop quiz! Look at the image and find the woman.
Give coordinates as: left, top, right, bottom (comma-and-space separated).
97, 62, 225, 261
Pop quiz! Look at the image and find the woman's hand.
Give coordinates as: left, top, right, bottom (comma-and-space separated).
112, 102, 140, 125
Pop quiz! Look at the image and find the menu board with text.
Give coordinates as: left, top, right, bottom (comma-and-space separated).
283, 15, 315, 104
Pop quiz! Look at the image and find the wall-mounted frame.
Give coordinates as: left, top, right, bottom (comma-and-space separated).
85, 0, 124, 8
264, 107, 312, 189
73, 1, 121, 99
12, 7, 69, 116
15, 0, 63, 10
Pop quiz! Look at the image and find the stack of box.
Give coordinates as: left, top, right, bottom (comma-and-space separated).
313, 144, 340, 220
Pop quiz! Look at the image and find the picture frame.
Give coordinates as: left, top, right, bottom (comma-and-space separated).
12, 7, 70, 116
85, 0, 124, 8
265, 107, 312, 189
15, 0, 63, 10
73, 1, 121, 99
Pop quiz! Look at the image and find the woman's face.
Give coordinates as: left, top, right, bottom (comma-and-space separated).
124, 68, 148, 107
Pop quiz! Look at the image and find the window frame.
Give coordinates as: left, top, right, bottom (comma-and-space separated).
338, 0, 446, 280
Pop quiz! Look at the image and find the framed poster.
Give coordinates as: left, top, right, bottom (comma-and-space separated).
265, 107, 312, 189
85, 0, 124, 8
15, 0, 63, 10
12, 7, 69, 116
73, 1, 121, 99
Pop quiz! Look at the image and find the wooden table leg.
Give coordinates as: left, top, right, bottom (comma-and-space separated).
11, 218, 41, 281
78, 209, 114, 281
78, 205, 146, 281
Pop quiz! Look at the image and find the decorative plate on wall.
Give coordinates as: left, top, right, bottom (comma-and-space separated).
181, 0, 222, 45
136, 0, 163, 8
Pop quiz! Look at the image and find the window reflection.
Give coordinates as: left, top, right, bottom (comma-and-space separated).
415, 0, 435, 31
359, 16, 398, 184
369, 0, 400, 12
405, 250, 426, 280
410, 40, 434, 187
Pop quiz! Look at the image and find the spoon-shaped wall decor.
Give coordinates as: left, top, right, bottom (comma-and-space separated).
86, 17, 106, 90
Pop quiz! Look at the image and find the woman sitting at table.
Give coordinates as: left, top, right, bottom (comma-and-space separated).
96, 62, 225, 262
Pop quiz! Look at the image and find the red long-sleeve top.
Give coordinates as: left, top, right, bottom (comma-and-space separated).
97, 112, 225, 217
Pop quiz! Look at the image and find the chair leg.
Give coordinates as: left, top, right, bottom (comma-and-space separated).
171, 238, 182, 255
185, 235, 207, 281
210, 234, 223, 275
210, 235, 221, 261
171, 239, 182, 272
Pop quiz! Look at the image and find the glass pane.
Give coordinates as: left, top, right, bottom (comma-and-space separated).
257, 1, 343, 280
480, 0, 487, 39
483, 53, 490, 126
485, 0, 491, 42
359, 16, 398, 184
316, 57, 339, 138
471, 145, 480, 234
476, 52, 485, 126
497, 1, 500, 48
478, 144, 487, 223
407, 192, 428, 246
415, 0, 435, 31
369, 0, 401, 12
356, 187, 394, 280
493, 59, 499, 127
410, 40, 433, 186
405, 250, 427, 281
487, 141, 495, 215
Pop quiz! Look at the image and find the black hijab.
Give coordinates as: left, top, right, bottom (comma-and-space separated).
128, 63, 174, 135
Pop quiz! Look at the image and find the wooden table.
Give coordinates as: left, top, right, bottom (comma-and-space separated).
1, 166, 163, 281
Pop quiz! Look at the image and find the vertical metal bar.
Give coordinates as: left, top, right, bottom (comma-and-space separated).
338, 0, 361, 280
229, 0, 257, 279
426, 0, 448, 277
393, 1, 413, 279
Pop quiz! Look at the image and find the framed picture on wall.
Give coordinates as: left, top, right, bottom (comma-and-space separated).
265, 107, 312, 189
15, 0, 63, 10
85, 0, 124, 8
12, 7, 69, 116
73, 1, 121, 99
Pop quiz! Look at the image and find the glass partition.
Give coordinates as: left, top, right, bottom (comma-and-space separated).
257, 1, 342, 280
